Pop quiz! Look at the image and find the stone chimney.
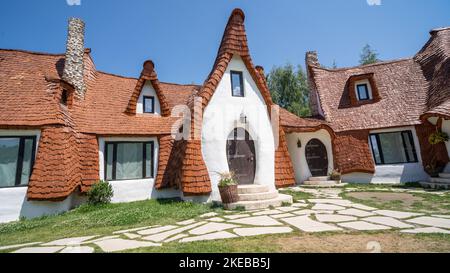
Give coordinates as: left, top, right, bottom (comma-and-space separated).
305, 51, 320, 68
63, 18, 86, 98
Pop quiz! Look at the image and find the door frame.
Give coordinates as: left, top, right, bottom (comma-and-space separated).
226, 127, 256, 185
304, 138, 329, 176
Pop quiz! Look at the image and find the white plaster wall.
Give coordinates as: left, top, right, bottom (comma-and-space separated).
286, 130, 333, 183
136, 81, 161, 115
98, 137, 180, 203
201, 55, 275, 201
343, 126, 429, 184
0, 187, 85, 223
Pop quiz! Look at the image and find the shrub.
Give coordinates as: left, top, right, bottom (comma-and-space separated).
329, 169, 342, 181
428, 131, 449, 145
87, 180, 114, 205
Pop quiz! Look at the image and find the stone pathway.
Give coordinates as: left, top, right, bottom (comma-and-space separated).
3, 187, 450, 253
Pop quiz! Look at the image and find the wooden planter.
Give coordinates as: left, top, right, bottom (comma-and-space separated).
219, 185, 239, 204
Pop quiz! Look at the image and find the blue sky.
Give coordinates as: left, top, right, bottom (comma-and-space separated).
1, 0, 449, 84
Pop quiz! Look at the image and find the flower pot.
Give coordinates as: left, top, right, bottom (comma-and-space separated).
219, 184, 239, 204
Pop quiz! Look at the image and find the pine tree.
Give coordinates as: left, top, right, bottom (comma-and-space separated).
359, 44, 379, 65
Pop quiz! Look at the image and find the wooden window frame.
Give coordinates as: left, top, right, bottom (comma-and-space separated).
369, 130, 418, 165
104, 141, 154, 181
143, 96, 155, 113
356, 83, 370, 101
230, 71, 245, 97
0, 136, 36, 188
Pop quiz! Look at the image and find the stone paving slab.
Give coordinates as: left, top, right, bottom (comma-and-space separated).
142, 222, 206, 242
292, 203, 308, 208
292, 209, 334, 215
42, 235, 98, 246
349, 203, 378, 211
189, 222, 240, 235
272, 213, 295, 219
177, 219, 197, 225
224, 214, 251, 219
233, 227, 293, 237
199, 212, 218, 218
113, 226, 157, 234
253, 210, 284, 216
308, 199, 353, 206
406, 216, 450, 229
432, 214, 450, 219
277, 206, 300, 212
0, 242, 42, 251
374, 210, 423, 219
82, 235, 120, 244
207, 217, 225, 222
164, 233, 188, 243
123, 232, 141, 239
281, 216, 342, 232
60, 246, 95, 253
362, 216, 414, 228
311, 204, 346, 211
400, 227, 450, 234
95, 238, 161, 252
337, 221, 391, 231
180, 231, 237, 243
137, 225, 178, 235
13, 246, 65, 253
338, 208, 375, 217
229, 216, 283, 226
315, 214, 357, 223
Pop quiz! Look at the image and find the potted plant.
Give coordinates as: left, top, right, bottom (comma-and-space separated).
426, 130, 449, 177
217, 171, 239, 204
329, 169, 342, 183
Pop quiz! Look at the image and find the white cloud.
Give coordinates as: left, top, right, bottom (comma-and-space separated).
66, 0, 81, 6
366, 0, 382, 6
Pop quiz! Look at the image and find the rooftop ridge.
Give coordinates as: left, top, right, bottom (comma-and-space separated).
313, 57, 413, 72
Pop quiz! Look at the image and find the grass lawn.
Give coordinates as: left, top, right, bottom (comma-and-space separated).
0, 198, 223, 247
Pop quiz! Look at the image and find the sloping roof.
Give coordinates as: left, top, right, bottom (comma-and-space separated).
309, 58, 429, 132
279, 107, 332, 133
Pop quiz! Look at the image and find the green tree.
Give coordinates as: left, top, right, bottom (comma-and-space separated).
267, 64, 311, 117
359, 44, 379, 65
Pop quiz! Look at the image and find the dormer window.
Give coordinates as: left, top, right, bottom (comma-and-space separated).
231, 71, 244, 97
143, 96, 155, 113
356, 83, 370, 101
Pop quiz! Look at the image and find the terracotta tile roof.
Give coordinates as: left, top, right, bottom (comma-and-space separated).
309, 58, 429, 132
274, 128, 296, 188
279, 107, 332, 133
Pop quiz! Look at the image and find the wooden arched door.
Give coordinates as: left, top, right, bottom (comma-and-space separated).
226, 128, 256, 185
305, 138, 328, 176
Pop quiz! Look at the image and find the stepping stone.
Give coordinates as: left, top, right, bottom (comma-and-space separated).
295, 200, 306, 203
312, 204, 346, 211
189, 223, 240, 235
42, 235, 98, 246
138, 225, 178, 235
95, 239, 161, 252
338, 221, 391, 231
338, 208, 375, 217
432, 214, 450, 219
281, 216, 342, 232
233, 227, 293, 236
400, 227, 450, 234
123, 233, 141, 239
293, 209, 334, 215
208, 217, 225, 222
272, 213, 295, 219
308, 199, 352, 206
180, 231, 237, 243
142, 222, 206, 242
13, 246, 64, 253
362, 216, 414, 228
177, 219, 197, 225
199, 212, 218, 218
228, 216, 283, 226
253, 210, 284, 216
350, 203, 377, 211
406, 216, 450, 229
164, 234, 188, 243
315, 214, 357, 223
60, 246, 94, 253
0, 242, 42, 251
292, 203, 308, 208
82, 235, 120, 244
277, 207, 299, 212
224, 214, 251, 219
113, 226, 157, 234
374, 210, 422, 219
